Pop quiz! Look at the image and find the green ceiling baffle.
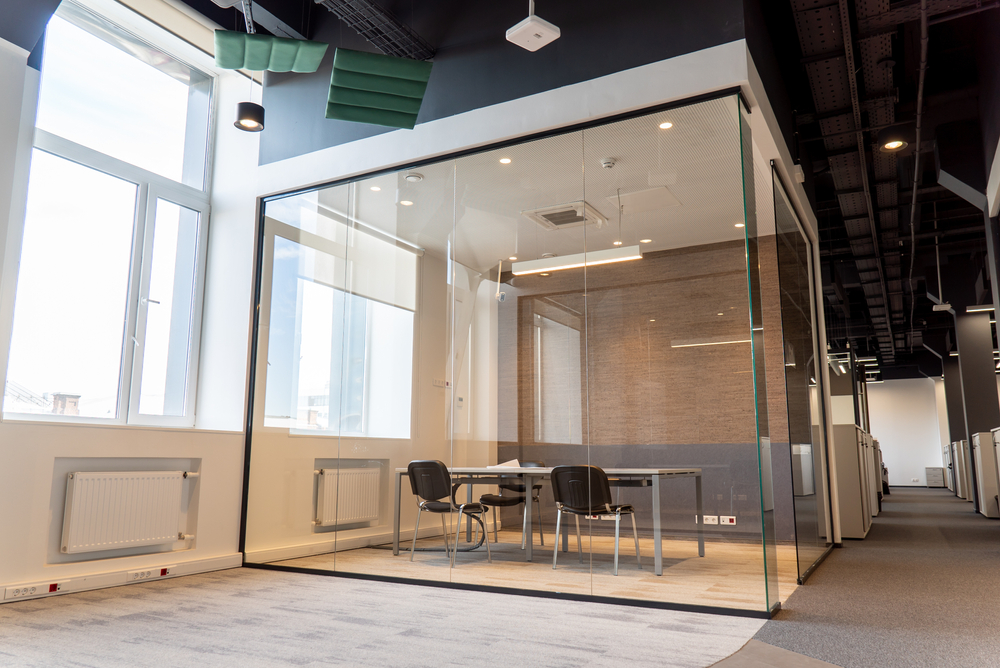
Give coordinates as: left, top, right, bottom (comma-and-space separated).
214, 30, 328, 73
326, 48, 434, 129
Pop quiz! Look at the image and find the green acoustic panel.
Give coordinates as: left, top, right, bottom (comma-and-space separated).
214, 31, 328, 73
326, 48, 433, 129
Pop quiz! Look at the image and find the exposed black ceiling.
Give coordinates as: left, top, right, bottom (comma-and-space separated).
0, 0, 62, 52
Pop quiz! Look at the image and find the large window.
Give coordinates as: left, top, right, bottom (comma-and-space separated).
2, 1, 212, 425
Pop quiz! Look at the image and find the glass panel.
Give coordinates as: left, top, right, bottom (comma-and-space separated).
772, 170, 831, 580
36, 7, 211, 188
450, 133, 589, 592
4, 150, 136, 419
137, 199, 199, 416
242, 94, 793, 613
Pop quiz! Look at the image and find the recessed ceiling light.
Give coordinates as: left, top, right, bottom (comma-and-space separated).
509, 256, 518, 261
649, 319, 656, 322
639, 239, 652, 244
370, 186, 381, 192
613, 240, 623, 246
540, 272, 550, 276
499, 158, 512, 164
404, 173, 423, 183
658, 122, 673, 130
400, 200, 413, 206
735, 223, 745, 228
717, 313, 724, 316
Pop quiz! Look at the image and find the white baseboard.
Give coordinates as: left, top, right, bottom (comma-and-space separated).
245, 518, 498, 564
1, 553, 242, 603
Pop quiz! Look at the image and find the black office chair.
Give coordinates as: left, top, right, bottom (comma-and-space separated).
479, 461, 545, 549
550, 465, 640, 576
406, 460, 492, 566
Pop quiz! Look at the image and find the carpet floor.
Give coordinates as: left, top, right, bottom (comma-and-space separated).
754, 487, 1000, 667
0, 567, 767, 667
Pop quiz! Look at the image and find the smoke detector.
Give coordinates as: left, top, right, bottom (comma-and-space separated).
506, 1, 560, 52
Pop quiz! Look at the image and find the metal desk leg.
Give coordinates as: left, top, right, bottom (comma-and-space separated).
696, 474, 705, 557
524, 474, 534, 561
653, 474, 662, 576
466, 482, 473, 542
393, 471, 402, 555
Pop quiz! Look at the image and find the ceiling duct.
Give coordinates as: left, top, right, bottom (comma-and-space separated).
522, 201, 607, 231
315, 0, 435, 61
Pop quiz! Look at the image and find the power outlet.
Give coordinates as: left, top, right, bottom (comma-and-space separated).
719, 515, 737, 525
127, 566, 175, 583
5, 579, 71, 600
695, 515, 719, 525
911, 478, 919, 482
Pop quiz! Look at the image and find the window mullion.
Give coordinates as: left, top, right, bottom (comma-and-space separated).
125, 184, 157, 424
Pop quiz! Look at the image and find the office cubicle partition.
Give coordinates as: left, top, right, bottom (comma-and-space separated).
240, 92, 831, 616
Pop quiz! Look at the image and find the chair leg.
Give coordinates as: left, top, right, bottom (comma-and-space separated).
473, 509, 479, 545
536, 496, 544, 547
630, 512, 641, 569
575, 515, 583, 564
441, 513, 451, 558
552, 509, 562, 570
410, 508, 422, 562
480, 515, 492, 563
492, 506, 498, 544
614, 512, 621, 576
452, 508, 465, 568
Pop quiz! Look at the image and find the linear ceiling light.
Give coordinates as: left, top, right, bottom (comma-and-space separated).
670, 339, 751, 349
511, 245, 642, 275
967, 305, 995, 313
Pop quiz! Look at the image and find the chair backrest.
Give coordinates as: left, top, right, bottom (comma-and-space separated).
407, 460, 451, 502
550, 465, 613, 512
498, 460, 546, 493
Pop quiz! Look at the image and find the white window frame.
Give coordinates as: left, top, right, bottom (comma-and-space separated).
2, 0, 215, 427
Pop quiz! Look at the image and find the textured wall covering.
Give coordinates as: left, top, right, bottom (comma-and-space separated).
494, 237, 795, 540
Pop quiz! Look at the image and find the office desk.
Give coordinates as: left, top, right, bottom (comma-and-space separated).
393, 466, 704, 576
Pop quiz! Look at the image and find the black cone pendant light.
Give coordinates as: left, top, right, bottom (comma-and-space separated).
235, 101, 264, 131
234, 0, 265, 133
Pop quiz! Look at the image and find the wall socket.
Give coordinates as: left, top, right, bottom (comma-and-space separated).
719, 515, 737, 525
127, 566, 175, 582
696, 515, 720, 525
4, 579, 71, 600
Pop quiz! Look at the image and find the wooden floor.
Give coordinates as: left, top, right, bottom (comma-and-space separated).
275, 529, 798, 613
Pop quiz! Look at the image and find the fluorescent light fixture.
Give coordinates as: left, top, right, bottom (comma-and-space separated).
856, 356, 877, 362
671, 337, 751, 349
967, 305, 995, 313
949, 351, 959, 357
867, 380, 884, 384
512, 245, 642, 275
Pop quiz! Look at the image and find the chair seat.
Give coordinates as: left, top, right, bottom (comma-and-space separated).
480, 493, 524, 507
560, 503, 634, 516
457, 502, 488, 513
501, 483, 543, 494
421, 500, 452, 512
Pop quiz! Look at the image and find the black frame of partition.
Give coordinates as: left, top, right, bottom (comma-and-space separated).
238, 85, 790, 620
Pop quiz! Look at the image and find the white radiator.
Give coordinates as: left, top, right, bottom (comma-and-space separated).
316, 468, 380, 527
61, 471, 187, 554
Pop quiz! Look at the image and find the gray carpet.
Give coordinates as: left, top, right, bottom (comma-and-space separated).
0, 567, 766, 667
755, 487, 1000, 667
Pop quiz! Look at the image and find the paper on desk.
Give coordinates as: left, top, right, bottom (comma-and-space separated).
487, 459, 520, 468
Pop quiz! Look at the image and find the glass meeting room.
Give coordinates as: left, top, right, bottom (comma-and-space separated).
242, 92, 831, 615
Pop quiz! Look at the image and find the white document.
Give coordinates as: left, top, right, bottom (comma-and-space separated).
487, 459, 520, 468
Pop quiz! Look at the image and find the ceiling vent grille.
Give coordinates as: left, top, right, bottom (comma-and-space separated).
521, 201, 606, 231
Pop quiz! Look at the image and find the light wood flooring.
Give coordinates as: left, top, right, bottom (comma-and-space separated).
274, 529, 798, 613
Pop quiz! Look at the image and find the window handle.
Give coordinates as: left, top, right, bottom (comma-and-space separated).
142, 298, 160, 305
131, 336, 139, 348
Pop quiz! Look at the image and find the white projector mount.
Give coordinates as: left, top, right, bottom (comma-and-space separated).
506, 0, 561, 52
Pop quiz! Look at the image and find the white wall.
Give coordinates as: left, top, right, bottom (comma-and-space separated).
0, 0, 258, 596
868, 378, 945, 486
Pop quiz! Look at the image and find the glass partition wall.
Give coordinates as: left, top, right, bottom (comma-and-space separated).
243, 94, 826, 614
